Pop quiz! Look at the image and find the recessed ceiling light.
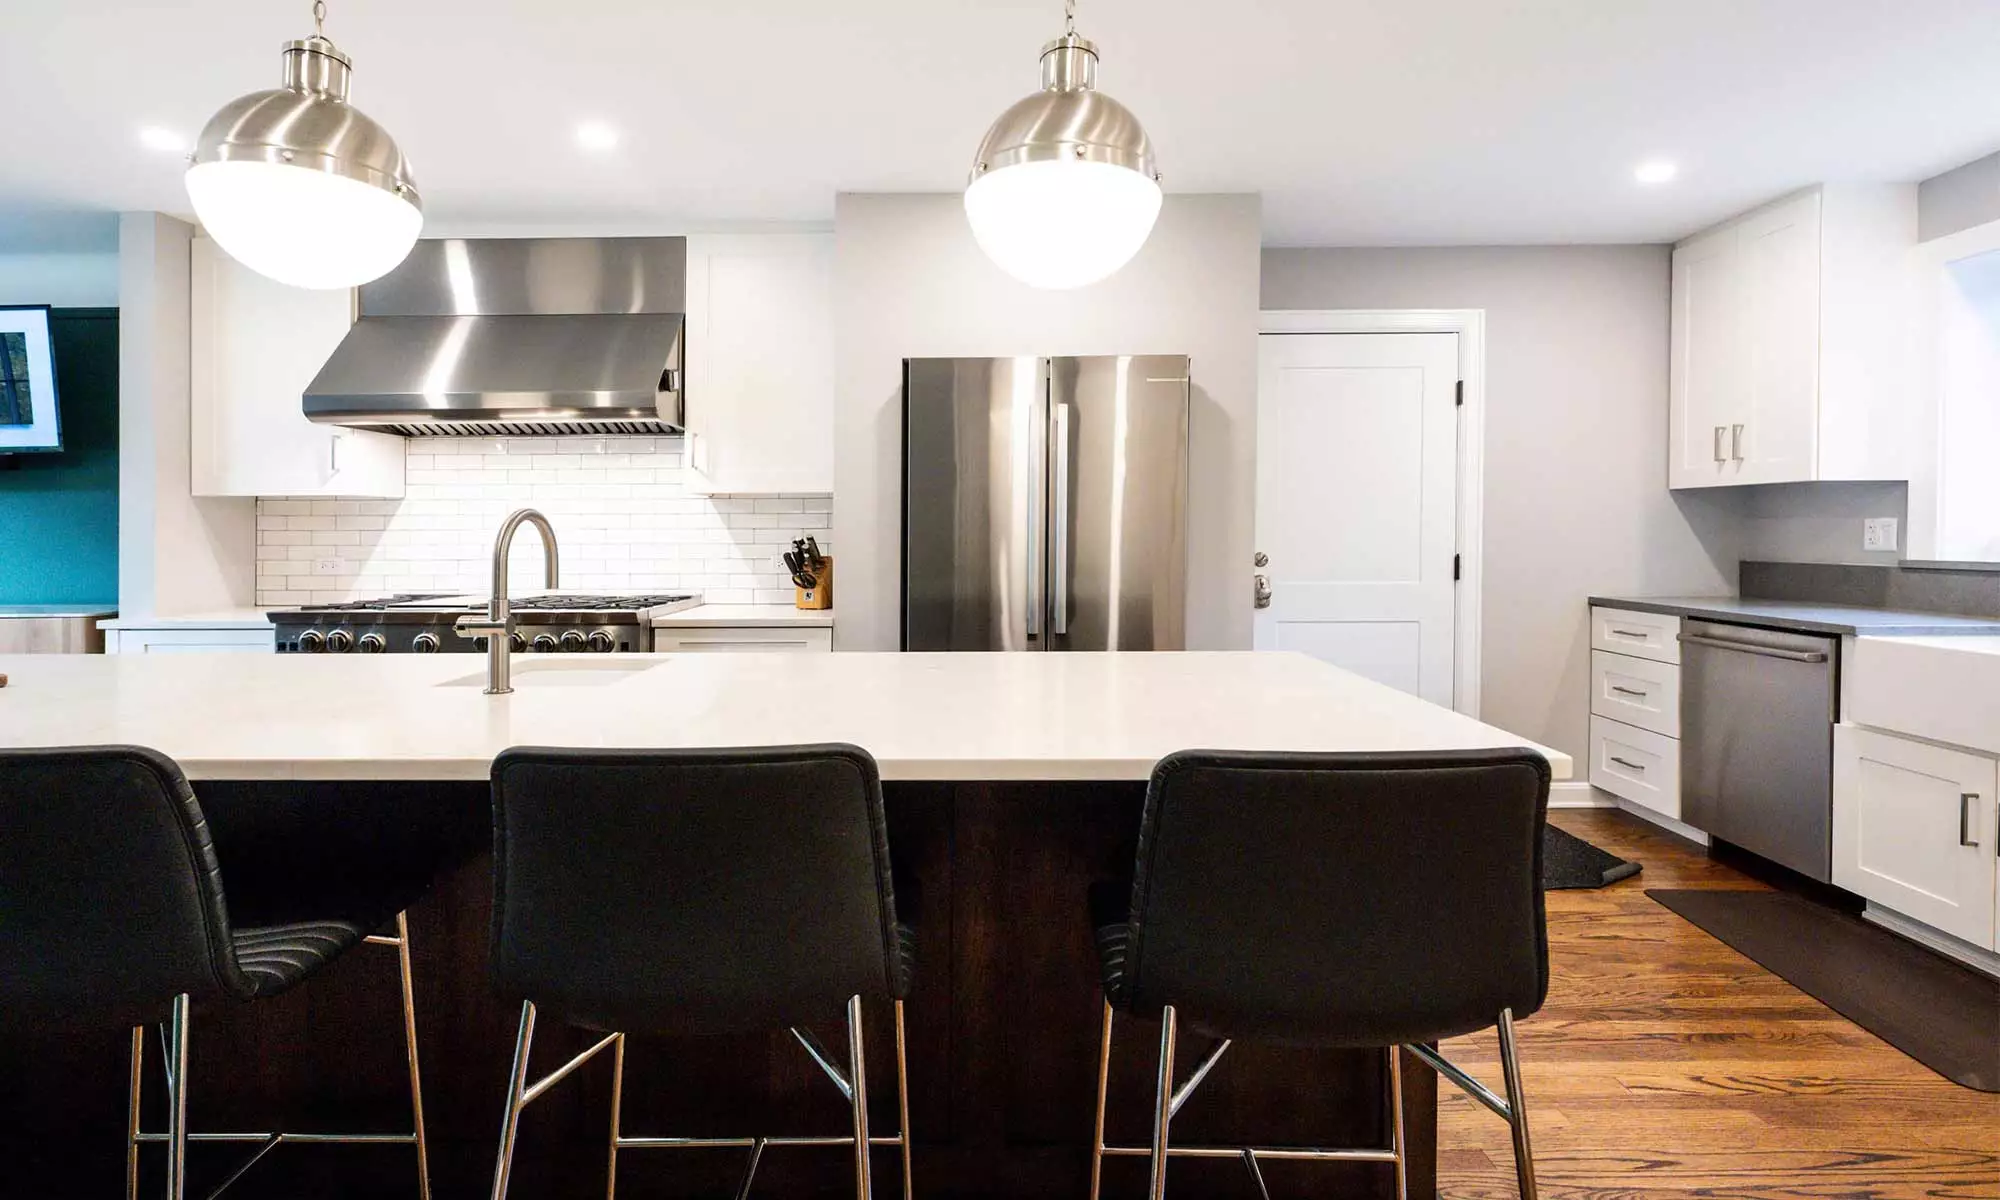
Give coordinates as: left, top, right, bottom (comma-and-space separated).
138, 126, 188, 154
576, 121, 620, 152
1634, 160, 1678, 185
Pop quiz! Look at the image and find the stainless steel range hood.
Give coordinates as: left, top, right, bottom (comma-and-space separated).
303, 237, 685, 436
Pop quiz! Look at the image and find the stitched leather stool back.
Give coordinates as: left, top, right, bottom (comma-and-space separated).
0, 747, 236, 1022
1115, 748, 1551, 1046
491, 745, 907, 1036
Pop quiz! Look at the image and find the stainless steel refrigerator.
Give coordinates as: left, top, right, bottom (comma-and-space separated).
902, 355, 1190, 651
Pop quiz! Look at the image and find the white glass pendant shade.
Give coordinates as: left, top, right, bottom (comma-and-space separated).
965, 30, 1162, 290
187, 16, 421, 291
188, 161, 421, 290
964, 159, 1161, 290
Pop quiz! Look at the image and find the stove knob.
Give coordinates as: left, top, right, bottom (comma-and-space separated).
357, 632, 387, 654
587, 630, 616, 653
531, 633, 559, 653
326, 628, 355, 653
411, 632, 441, 654
509, 632, 527, 653
559, 629, 588, 653
297, 629, 326, 653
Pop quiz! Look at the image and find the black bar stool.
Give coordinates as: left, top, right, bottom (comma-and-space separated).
1086, 748, 1552, 1200
0, 746, 432, 1200
487, 744, 916, 1200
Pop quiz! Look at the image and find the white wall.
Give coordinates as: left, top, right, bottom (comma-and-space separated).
253, 436, 828, 606
0, 252, 118, 307
118, 211, 257, 617
1261, 246, 1742, 763
833, 193, 1262, 651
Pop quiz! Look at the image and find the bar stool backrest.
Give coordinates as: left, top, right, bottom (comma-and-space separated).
0, 746, 238, 1022
1118, 748, 1552, 1046
490, 744, 908, 1036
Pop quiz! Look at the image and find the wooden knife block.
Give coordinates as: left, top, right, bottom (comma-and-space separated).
796, 556, 833, 610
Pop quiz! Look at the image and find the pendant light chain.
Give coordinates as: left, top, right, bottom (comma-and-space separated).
312, 0, 327, 39
1064, 0, 1076, 36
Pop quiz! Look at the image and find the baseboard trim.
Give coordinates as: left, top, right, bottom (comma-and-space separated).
1862, 905, 2000, 980
1548, 782, 1616, 809
1612, 797, 1712, 846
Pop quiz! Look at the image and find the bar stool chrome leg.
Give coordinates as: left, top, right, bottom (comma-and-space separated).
605, 1033, 626, 1200
1496, 1009, 1538, 1200
847, 994, 874, 1200
892, 1000, 913, 1200
491, 1000, 539, 1200
167, 993, 191, 1200
390, 912, 433, 1200
1387, 1047, 1408, 1200
127, 1026, 145, 1200
1147, 1004, 1178, 1200
1088, 1000, 1113, 1200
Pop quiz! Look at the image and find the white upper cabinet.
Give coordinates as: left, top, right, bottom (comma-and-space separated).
189, 236, 405, 499
682, 233, 835, 496
1668, 185, 1917, 490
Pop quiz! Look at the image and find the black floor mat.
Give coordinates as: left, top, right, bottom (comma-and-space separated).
1543, 823, 1642, 889
1649, 888, 2000, 1092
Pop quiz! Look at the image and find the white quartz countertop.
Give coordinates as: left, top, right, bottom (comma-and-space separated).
651, 604, 834, 629
0, 651, 1568, 784
98, 609, 275, 630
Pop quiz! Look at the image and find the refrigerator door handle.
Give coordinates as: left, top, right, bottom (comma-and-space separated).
1051, 402, 1071, 636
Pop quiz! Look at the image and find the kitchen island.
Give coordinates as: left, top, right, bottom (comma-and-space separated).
0, 651, 1566, 1200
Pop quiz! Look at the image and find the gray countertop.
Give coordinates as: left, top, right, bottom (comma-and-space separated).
1588, 595, 2000, 637
0, 604, 117, 619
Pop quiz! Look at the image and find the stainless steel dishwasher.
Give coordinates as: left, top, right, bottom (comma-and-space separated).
1679, 620, 1839, 881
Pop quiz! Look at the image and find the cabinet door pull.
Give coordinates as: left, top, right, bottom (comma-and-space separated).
1609, 756, 1646, 772
1961, 793, 1981, 848
1609, 685, 1648, 698
1731, 423, 1745, 462
1712, 426, 1727, 463
1609, 627, 1650, 639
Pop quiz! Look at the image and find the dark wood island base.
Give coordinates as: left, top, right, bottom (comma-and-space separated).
1, 779, 1434, 1200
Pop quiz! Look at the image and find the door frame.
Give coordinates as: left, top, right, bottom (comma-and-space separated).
1257, 309, 1487, 718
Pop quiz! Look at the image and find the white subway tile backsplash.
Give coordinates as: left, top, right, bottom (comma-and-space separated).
255, 435, 832, 606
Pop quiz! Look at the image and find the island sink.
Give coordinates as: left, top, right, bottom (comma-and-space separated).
437, 657, 663, 688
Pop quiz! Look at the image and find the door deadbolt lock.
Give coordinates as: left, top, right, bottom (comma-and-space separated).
1253, 573, 1272, 610
1253, 551, 1269, 568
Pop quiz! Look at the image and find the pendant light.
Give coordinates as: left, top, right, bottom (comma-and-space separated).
186, 1, 421, 290
964, 0, 1162, 290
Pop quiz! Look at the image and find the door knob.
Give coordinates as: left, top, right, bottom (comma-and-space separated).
1253, 573, 1272, 610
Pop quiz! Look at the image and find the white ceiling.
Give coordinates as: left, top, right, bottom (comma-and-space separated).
5, 0, 2000, 250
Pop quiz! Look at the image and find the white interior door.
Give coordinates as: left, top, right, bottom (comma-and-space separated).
1254, 332, 1459, 705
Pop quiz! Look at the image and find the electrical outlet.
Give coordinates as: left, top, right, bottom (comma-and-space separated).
1863, 517, 1899, 553
312, 558, 344, 576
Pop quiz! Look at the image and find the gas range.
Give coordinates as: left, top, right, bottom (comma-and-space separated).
269, 593, 701, 654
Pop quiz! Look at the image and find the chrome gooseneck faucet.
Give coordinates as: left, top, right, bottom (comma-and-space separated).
455, 508, 559, 694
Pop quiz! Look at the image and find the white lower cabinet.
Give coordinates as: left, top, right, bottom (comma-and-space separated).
107, 627, 277, 654
1589, 715, 1682, 820
654, 627, 832, 653
1833, 724, 1998, 950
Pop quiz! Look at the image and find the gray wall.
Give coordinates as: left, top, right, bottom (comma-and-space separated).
1261, 246, 1742, 764
833, 193, 1262, 652
1919, 151, 2000, 242
1740, 481, 1908, 566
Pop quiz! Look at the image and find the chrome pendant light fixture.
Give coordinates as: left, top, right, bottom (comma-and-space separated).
186, 1, 421, 290
964, 0, 1162, 290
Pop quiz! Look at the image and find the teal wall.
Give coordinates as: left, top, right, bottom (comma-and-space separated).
0, 308, 118, 604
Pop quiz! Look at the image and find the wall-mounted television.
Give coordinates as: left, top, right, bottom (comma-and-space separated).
0, 305, 62, 454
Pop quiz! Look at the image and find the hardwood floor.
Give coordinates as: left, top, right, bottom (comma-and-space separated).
1433, 809, 2000, 1200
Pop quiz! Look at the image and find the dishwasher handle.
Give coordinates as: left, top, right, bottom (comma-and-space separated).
1678, 632, 1828, 663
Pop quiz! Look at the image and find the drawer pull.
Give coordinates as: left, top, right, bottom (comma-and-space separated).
1609, 685, 1648, 698
1608, 628, 1651, 639
1609, 756, 1646, 772
1962, 793, 1981, 849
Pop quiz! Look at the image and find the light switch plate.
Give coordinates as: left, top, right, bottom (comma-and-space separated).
1863, 517, 1899, 553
